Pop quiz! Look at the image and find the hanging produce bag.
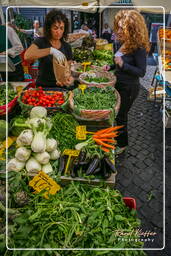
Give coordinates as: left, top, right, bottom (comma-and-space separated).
53, 57, 71, 86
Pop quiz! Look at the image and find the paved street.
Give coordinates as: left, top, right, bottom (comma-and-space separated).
115, 63, 171, 255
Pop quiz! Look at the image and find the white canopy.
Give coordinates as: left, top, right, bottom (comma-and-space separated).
132, 0, 170, 14
0, 0, 170, 13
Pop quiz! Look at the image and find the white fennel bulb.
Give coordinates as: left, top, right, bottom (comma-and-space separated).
17, 129, 33, 146
46, 138, 57, 152
42, 162, 53, 174
26, 157, 41, 174
15, 147, 31, 162
49, 149, 60, 160
8, 158, 25, 172
31, 132, 46, 153
35, 151, 50, 164
30, 106, 47, 119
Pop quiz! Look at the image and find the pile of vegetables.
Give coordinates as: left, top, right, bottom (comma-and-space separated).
0, 120, 8, 141
7, 107, 60, 175
7, 181, 144, 249
50, 112, 79, 152
73, 87, 116, 110
57, 126, 123, 179
72, 48, 94, 62
72, 48, 113, 67
21, 87, 65, 107
0, 83, 17, 106
84, 76, 110, 83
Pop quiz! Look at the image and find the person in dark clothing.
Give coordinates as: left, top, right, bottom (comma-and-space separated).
103, 9, 150, 154
102, 23, 112, 43
24, 9, 74, 88
0, 25, 24, 81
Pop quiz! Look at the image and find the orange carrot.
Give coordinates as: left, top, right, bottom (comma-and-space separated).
94, 138, 115, 149
95, 125, 124, 136
94, 132, 119, 139
100, 139, 117, 143
101, 147, 110, 152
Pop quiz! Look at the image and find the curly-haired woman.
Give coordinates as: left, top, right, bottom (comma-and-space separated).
103, 9, 150, 154
25, 9, 74, 88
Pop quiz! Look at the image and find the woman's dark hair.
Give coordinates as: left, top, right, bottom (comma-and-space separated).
44, 9, 69, 41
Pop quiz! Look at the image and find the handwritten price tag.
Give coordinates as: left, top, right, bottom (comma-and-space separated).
76, 125, 87, 140
29, 171, 61, 199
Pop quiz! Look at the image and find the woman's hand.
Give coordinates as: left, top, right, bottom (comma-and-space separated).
103, 65, 110, 71
114, 56, 123, 68
65, 76, 74, 86
56, 76, 74, 87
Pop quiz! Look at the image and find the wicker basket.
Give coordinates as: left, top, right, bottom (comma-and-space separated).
69, 88, 120, 121
0, 96, 18, 116
79, 71, 116, 88
18, 88, 65, 116
71, 63, 102, 79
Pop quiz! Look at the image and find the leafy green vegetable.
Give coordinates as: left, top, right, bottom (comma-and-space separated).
74, 87, 116, 110
50, 112, 79, 152
0, 120, 7, 141
8, 182, 145, 250
84, 76, 109, 83
10, 116, 29, 136
0, 83, 17, 106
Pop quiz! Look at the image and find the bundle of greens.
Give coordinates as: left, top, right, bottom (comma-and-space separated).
8, 181, 145, 250
0, 83, 17, 106
73, 87, 116, 110
50, 112, 79, 152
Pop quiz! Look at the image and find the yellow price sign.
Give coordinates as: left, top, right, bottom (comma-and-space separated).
29, 171, 61, 199
76, 125, 87, 140
76, 125, 95, 140
78, 84, 87, 94
63, 149, 80, 175
81, 62, 91, 72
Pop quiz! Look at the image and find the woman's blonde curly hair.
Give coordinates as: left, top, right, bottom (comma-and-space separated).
114, 9, 150, 54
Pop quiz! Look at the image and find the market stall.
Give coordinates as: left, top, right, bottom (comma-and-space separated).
0, 4, 156, 252
149, 26, 171, 127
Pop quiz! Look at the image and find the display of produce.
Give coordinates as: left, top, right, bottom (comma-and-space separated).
4, 177, 145, 250
50, 112, 79, 152
72, 48, 94, 62
72, 48, 113, 67
158, 27, 171, 40
7, 107, 60, 176
0, 83, 17, 106
20, 87, 65, 107
79, 71, 116, 87
72, 87, 116, 110
0, 28, 150, 254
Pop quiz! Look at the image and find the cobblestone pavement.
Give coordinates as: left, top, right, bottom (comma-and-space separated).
115, 64, 171, 255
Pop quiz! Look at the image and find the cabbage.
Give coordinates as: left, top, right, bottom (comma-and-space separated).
15, 147, 31, 162
35, 151, 50, 164
46, 138, 57, 152
8, 158, 25, 172
30, 106, 47, 119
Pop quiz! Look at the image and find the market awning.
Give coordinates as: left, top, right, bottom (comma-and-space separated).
0, 0, 117, 13
132, 0, 171, 14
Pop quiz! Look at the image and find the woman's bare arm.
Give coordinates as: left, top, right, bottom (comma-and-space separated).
24, 44, 51, 61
